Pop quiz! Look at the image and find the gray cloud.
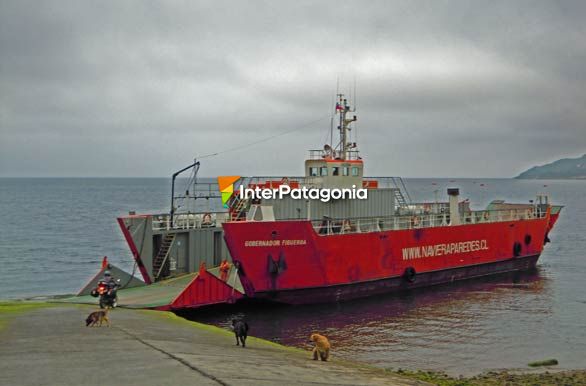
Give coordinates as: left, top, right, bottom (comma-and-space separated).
1, 0, 585, 177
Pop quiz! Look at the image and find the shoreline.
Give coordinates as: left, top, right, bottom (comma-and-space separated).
2, 300, 586, 385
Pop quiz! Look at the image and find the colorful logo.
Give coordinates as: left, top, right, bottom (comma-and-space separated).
217, 176, 241, 208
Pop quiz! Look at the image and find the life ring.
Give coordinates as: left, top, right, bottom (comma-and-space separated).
403, 267, 416, 283
411, 216, 420, 227
202, 213, 212, 225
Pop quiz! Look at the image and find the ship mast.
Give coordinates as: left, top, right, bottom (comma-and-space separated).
335, 94, 357, 160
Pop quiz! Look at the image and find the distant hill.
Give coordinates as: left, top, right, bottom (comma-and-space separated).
516, 154, 586, 179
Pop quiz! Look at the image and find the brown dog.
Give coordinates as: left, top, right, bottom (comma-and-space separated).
85, 308, 110, 327
310, 333, 330, 361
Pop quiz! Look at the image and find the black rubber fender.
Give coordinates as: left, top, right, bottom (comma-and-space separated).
403, 267, 416, 283
267, 254, 279, 274
278, 252, 287, 273
513, 242, 522, 257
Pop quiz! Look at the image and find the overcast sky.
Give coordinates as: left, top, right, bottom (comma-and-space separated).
1, 1, 585, 178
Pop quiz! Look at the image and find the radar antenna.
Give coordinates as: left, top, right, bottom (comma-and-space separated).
334, 94, 358, 160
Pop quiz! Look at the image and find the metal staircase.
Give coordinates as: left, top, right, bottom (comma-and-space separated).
393, 189, 408, 209
390, 177, 412, 210
229, 196, 250, 221
153, 234, 175, 280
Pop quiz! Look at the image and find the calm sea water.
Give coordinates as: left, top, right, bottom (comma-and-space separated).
0, 177, 584, 374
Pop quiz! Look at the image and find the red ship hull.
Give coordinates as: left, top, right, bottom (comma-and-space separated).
223, 213, 560, 305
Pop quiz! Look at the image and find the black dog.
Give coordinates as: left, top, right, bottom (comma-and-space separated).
231, 319, 249, 348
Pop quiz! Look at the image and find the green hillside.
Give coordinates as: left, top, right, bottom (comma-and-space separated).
516, 154, 586, 179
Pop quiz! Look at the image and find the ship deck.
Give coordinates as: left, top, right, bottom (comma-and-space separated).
60, 267, 243, 310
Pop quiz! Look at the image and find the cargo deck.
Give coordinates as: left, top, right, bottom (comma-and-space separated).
61, 266, 244, 310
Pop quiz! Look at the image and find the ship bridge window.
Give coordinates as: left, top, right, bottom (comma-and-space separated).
352, 166, 360, 176
332, 167, 339, 176
309, 167, 318, 176
320, 167, 328, 176
343, 166, 349, 176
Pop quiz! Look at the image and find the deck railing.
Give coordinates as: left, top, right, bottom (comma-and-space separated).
307, 149, 361, 160
151, 206, 544, 234
152, 212, 229, 231
311, 207, 546, 236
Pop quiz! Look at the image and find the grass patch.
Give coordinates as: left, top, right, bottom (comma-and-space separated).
387, 369, 586, 386
0, 301, 55, 332
388, 369, 474, 386
139, 309, 307, 354
528, 358, 558, 367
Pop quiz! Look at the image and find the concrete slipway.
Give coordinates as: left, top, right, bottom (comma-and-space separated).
0, 303, 426, 386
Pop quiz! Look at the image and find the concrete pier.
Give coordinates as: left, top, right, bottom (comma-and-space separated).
0, 304, 424, 386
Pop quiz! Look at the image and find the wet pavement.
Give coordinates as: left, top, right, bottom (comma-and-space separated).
0, 304, 425, 386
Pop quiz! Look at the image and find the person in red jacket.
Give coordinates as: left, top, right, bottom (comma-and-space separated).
219, 259, 231, 281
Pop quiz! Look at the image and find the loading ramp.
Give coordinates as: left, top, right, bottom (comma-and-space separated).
60, 265, 244, 311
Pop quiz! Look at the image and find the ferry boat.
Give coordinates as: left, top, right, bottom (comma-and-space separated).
222, 95, 563, 304
112, 94, 562, 308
